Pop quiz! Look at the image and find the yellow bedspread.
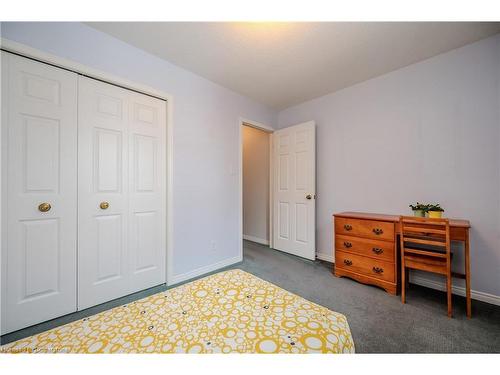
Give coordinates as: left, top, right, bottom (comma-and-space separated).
1, 269, 355, 353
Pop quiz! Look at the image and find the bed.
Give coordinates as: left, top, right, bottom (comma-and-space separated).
1, 269, 355, 353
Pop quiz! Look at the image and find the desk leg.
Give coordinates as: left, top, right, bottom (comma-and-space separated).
465, 229, 472, 318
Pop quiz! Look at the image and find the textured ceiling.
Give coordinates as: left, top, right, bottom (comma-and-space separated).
87, 22, 500, 109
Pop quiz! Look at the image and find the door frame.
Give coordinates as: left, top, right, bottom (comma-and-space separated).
0, 38, 176, 286
239, 117, 274, 257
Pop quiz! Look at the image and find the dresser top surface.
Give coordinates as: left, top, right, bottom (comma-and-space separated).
333, 211, 470, 228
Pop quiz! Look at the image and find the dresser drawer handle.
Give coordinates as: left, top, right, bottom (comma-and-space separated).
343, 241, 352, 248
343, 224, 353, 231
372, 267, 384, 274
372, 228, 384, 235
372, 247, 384, 254
343, 259, 353, 266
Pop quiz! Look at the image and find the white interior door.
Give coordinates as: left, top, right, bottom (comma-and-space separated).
1, 52, 78, 334
78, 77, 166, 310
272, 121, 316, 260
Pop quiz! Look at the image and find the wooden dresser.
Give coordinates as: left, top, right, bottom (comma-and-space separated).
333, 212, 399, 295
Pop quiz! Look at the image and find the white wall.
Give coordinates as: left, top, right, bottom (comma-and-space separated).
242, 125, 270, 243
0, 22, 277, 283
278, 35, 500, 298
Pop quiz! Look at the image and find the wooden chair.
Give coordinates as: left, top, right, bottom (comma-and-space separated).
400, 216, 454, 317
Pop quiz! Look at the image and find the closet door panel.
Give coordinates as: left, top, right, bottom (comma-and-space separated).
1, 53, 78, 334
128, 93, 166, 291
78, 77, 166, 309
77, 77, 129, 310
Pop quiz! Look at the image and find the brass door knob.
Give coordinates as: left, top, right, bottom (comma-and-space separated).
306, 194, 312, 200
38, 202, 51, 212
100, 202, 109, 210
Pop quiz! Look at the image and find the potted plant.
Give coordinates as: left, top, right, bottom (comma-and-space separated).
427, 204, 444, 218
409, 202, 428, 217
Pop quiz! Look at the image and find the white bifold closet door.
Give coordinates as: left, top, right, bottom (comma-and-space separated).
77, 77, 166, 310
1, 52, 78, 334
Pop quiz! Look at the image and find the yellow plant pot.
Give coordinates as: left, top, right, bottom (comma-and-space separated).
428, 211, 443, 218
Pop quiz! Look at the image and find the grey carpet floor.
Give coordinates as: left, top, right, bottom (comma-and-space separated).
2, 240, 499, 352
239, 241, 500, 353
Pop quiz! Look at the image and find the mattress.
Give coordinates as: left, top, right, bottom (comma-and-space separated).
1, 269, 355, 353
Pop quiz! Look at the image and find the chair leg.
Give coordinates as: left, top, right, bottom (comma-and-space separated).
465, 233, 472, 318
401, 263, 406, 304
405, 268, 409, 290
447, 274, 452, 318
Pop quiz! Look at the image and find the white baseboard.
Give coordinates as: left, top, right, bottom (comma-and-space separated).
169, 255, 242, 286
243, 234, 269, 246
410, 275, 500, 306
316, 252, 334, 263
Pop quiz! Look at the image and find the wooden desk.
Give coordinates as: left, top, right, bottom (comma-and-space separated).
333, 212, 471, 318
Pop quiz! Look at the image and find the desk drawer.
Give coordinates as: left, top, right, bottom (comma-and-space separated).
335, 217, 395, 241
335, 234, 395, 262
336, 250, 395, 282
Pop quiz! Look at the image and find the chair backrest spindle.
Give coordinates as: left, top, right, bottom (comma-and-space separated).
400, 216, 451, 257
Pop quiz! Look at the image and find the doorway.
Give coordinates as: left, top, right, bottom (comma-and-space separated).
241, 121, 273, 247
239, 119, 316, 261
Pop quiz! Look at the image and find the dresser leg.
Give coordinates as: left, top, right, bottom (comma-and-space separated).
385, 285, 397, 295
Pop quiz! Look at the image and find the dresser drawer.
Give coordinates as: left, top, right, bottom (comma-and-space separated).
335, 217, 395, 241
336, 250, 395, 282
335, 234, 395, 262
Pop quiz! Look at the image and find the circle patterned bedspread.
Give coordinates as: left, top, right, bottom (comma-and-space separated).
1, 269, 355, 353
